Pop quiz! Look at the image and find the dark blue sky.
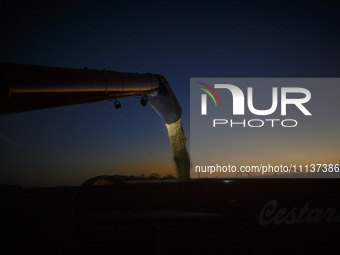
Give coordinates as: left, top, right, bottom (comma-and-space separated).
1, 0, 339, 187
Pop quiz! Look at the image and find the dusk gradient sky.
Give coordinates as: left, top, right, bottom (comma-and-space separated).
0, 0, 339, 187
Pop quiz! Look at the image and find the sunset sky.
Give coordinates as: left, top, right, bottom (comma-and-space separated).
0, 1, 339, 187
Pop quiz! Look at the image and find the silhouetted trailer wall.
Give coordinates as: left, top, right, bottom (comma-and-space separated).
75, 179, 340, 254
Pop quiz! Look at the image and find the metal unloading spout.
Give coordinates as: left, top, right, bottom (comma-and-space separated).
0, 63, 190, 181
0, 63, 181, 124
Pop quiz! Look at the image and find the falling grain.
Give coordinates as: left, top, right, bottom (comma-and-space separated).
165, 118, 190, 182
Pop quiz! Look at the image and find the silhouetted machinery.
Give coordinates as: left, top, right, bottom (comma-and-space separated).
0, 63, 181, 124
1, 63, 339, 254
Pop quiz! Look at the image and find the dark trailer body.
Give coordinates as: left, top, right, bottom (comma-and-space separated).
76, 178, 340, 254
